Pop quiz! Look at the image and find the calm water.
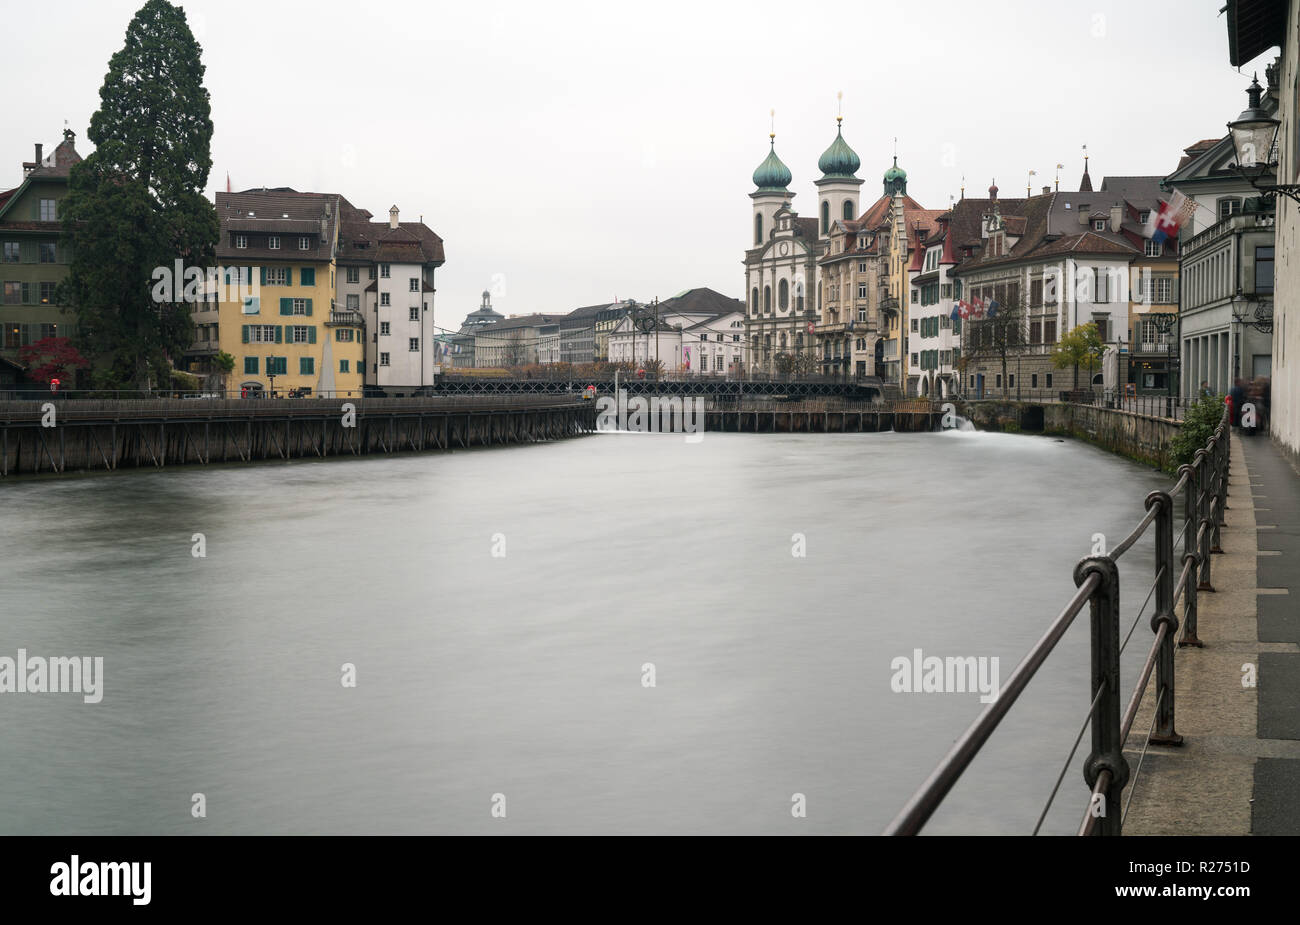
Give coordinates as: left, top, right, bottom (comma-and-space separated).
0, 428, 1168, 834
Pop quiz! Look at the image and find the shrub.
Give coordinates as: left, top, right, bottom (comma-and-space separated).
1170, 395, 1226, 467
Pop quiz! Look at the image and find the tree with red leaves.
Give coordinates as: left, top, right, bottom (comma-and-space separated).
17, 337, 90, 385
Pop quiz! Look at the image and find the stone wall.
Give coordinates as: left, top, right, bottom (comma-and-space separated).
956, 400, 1182, 471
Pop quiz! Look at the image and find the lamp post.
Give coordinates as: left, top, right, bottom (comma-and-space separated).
1227, 75, 1300, 204
1152, 311, 1177, 418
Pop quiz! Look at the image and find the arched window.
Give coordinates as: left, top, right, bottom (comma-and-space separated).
779, 332, 787, 348
763, 286, 772, 313
778, 279, 789, 311
754, 213, 763, 245
817, 281, 822, 310
751, 287, 758, 313
796, 333, 804, 347
843, 200, 855, 221
795, 279, 804, 312
821, 201, 830, 234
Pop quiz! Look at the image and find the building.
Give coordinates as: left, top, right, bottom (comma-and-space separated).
560, 302, 613, 364
743, 131, 823, 374
212, 188, 363, 397
0, 129, 82, 367
444, 291, 505, 368
950, 175, 1176, 399
1165, 72, 1278, 402
335, 201, 444, 394
473, 313, 564, 367
594, 300, 636, 362
682, 310, 746, 375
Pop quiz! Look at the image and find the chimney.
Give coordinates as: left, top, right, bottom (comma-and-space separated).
389, 205, 399, 230
1041, 185, 1051, 196
35, 143, 43, 164
1109, 204, 1122, 233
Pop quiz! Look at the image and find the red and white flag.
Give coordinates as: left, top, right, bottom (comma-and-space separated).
1145, 190, 1188, 244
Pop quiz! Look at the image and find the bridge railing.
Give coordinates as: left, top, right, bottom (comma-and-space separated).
885, 405, 1231, 836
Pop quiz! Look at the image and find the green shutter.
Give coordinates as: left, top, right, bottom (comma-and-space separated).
308, 326, 316, 344
305, 298, 312, 316
280, 297, 292, 316
275, 326, 282, 344
241, 325, 249, 344
260, 266, 266, 286
301, 268, 315, 286
285, 268, 293, 287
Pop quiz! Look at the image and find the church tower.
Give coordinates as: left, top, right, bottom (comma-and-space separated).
815, 108, 863, 237
883, 156, 908, 197
750, 116, 793, 248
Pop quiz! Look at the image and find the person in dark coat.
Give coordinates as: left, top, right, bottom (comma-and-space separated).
1228, 379, 1247, 427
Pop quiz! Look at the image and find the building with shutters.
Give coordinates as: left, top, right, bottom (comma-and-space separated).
0, 129, 82, 367
213, 188, 362, 397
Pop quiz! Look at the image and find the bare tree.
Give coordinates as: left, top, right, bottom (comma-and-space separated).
957, 286, 1027, 399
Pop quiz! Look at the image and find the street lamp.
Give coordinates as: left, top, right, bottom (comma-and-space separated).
1152, 311, 1177, 417
1227, 75, 1300, 204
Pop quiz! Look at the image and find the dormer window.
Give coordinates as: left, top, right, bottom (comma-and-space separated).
268, 235, 280, 250
298, 236, 311, 250
1093, 219, 1105, 231
235, 234, 247, 249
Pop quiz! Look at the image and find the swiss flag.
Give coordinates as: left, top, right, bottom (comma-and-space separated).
1146, 191, 1187, 245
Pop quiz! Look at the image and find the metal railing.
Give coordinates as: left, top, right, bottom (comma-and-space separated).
885, 404, 1231, 836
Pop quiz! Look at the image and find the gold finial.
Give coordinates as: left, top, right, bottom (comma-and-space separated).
770, 108, 775, 140
1082, 143, 1088, 165
836, 91, 843, 125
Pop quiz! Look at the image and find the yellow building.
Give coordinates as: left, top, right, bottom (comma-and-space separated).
210, 189, 364, 397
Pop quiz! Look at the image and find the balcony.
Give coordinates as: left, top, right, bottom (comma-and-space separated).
327, 310, 364, 327
1182, 210, 1276, 258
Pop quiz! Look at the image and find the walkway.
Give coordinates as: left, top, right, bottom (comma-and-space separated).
1123, 430, 1300, 834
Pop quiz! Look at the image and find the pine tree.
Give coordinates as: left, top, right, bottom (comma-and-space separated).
59, 0, 217, 391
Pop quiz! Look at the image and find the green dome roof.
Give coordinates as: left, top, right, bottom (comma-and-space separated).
884, 157, 907, 182
818, 123, 861, 178
753, 139, 792, 190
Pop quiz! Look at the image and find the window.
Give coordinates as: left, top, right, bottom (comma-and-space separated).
732, 334, 740, 342
291, 325, 313, 344
409, 306, 419, 321
1144, 239, 1161, 257
38, 242, 55, 263
380, 264, 390, 279
39, 282, 54, 304
1256, 246, 1275, 293
346, 267, 359, 284
1093, 219, 1105, 231
246, 325, 279, 343
821, 200, 830, 234
290, 298, 308, 315
1044, 319, 1057, 343
1093, 268, 1109, 303
1030, 320, 1042, 343
3, 282, 20, 304
368, 266, 377, 280
379, 352, 390, 366
346, 294, 359, 310
1218, 197, 1242, 219
910, 318, 918, 332
300, 268, 315, 286
340, 359, 350, 373
911, 353, 919, 366
1139, 211, 1150, 224
380, 293, 390, 306
858, 261, 867, 273
335, 329, 355, 342
409, 277, 419, 292
265, 356, 287, 376
1156, 277, 1172, 303
39, 199, 56, 222
235, 234, 247, 249
3, 242, 18, 262
857, 283, 867, 299
298, 236, 311, 250
299, 356, 315, 375
380, 322, 390, 336
778, 279, 789, 310
268, 236, 280, 250
265, 267, 287, 285
1031, 374, 1038, 388
409, 337, 419, 352
763, 286, 771, 313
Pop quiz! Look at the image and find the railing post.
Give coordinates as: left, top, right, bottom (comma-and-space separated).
1075, 555, 1129, 835
1178, 464, 1203, 648
1146, 489, 1183, 745
1195, 449, 1215, 591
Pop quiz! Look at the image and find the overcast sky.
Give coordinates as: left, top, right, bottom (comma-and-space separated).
1, 0, 1274, 334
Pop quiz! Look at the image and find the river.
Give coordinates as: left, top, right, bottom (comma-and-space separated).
0, 428, 1169, 834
